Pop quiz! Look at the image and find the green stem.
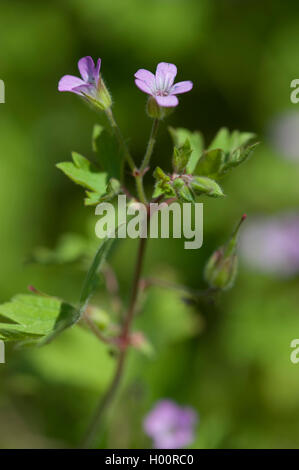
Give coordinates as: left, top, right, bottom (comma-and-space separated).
105, 108, 147, 203
140, 118, 159, 172
135, 173, 147, 204
135, 118, 160, 204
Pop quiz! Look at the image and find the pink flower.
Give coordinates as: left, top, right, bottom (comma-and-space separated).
143, 399, 198, 449
58, 56, 111, 110
240, 213, 299, 277
135, 62, 193, 107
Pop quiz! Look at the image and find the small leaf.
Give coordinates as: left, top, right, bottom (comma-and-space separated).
71, 151, 90, 171
169, 127, 204, 173
228, 130, 256, 150
222, 142, 259, 174
172, 139, 192, 174
57, 152, 107, 193
194, 149, 225, 180
84, 191, 103, 206
207, 128, 258, 177
208, 127, 231, 152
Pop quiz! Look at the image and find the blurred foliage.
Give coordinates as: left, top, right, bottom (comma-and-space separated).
0, 0, 299, 449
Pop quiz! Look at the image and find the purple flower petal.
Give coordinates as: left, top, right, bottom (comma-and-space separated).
58, 75, 85, 94
78, 56, 96, 83
156, 62, 177, 89
72, 83, 98, 99
94, 58, 101, 84
144, 400, 177, 436
143, 400, 198, 449
135, 79, 152, 95
172, 81, 193, 95
155, 95, 179, 107
240, 213, 299, 277
134, 69, 156, 90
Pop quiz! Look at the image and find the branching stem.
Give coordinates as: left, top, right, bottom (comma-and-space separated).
82, 115, 160, 448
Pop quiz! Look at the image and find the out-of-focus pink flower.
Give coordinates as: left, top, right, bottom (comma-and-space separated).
268, 111, 299, 162
143, 399, 197, 449
134, 62, 193, 107
240, 213, 299, 277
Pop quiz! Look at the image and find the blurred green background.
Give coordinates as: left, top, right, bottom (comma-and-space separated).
1, 0, 299, 449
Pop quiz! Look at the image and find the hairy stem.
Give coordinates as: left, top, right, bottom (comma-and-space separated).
134, 118, 160, 204
135, 173, 147, 204
105, 108, 148, 203
140, 118, 159, 172
81, 235, 147, 448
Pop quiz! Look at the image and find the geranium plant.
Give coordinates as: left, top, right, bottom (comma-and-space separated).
0, 57, 258, 448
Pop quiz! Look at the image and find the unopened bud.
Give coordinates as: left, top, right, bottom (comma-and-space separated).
204, 214, 247, 290
172, 177, 194, 202
191, 176, 224, 198
101, 178, 121, 201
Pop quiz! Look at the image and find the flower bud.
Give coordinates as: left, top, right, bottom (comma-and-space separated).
101, 178, 121, 201
172, 177, 194, 202
191, 176, 224, 198
204, 214, 246, 290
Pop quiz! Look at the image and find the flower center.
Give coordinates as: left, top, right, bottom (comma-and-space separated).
156, 90, 169, 97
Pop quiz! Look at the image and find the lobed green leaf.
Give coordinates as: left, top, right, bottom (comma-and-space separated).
0, 294, 78, 344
